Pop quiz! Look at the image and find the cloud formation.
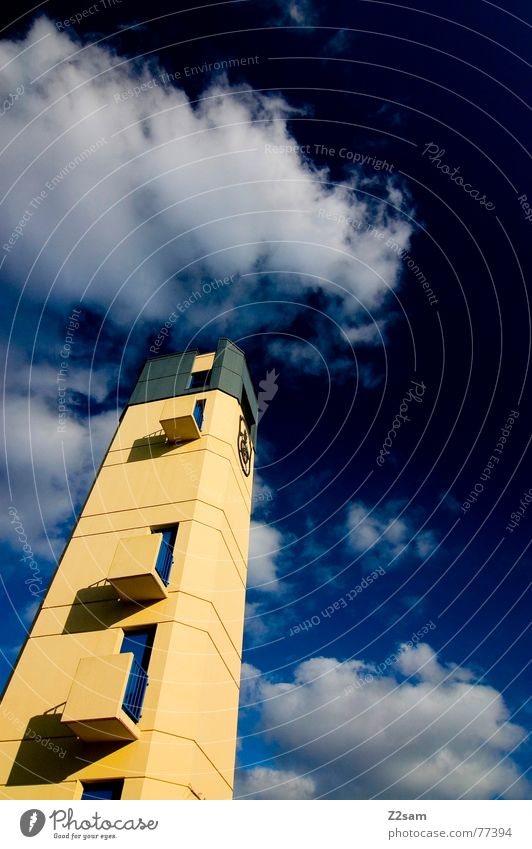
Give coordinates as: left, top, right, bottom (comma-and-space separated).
0, 18, 411, 327
248, 521, 285, 593
2, 346, 118, 557
0, 18, 414, 558
236, 645, 529, 799
347, 500, 437, 567
236, 766, 316, 800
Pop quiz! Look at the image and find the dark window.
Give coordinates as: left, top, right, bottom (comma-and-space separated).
81, 780, 123, 800
120, 627, 155, 672
193, 399, 206, 430
153, 526, 178, 585
187, 370, 211, 389
120, 627, 155, 723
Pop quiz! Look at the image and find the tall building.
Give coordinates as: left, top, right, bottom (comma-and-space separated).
0, 338, 257, 800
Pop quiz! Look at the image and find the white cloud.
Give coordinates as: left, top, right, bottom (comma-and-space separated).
0, 20, 414, 563
323, 30, 353, 57
266, 329, 384, 391
268, 339, 325, 375
21, 599, 40, 625
243, 601, 269, 642
347, 500, 437, 566
238, 646, 530, 799
344, 321, 385, 345
242, 598, 289, 646
240, 661, 264, 704
396, 642, 475, 685
235, 766, 316, 799
0, 18, 412, 330
251, 472, 276, 519
1, 348, 118, 558
247, 521, 284, 593
30, 362, 115, 405
263, 0, 318, 26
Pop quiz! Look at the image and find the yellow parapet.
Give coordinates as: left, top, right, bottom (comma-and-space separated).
63, 653, 140, 743
108, 533, 169, 601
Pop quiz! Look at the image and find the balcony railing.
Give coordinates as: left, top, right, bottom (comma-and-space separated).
122, 659, 148, 723
154, 540, 173, 586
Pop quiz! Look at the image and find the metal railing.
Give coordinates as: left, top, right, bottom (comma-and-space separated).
155, 540, 173, 586
122, 659, 148, 723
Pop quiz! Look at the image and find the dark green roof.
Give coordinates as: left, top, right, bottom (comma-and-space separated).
129, 338, 258, 443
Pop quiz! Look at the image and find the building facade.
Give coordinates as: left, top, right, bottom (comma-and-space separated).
0, 338, 257, 800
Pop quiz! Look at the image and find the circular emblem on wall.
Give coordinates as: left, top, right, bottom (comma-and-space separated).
238, 416, 252, 476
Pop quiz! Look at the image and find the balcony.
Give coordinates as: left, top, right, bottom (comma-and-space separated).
62, 653, 146, 742
108, 533, 169, 602
159, 395, 204, 442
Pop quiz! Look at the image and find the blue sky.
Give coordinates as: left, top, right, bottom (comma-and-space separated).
0, 0, 531, 799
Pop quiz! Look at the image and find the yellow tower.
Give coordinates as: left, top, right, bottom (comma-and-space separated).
0, 338, 257, 800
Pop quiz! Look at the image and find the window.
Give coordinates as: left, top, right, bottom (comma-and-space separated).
152, 526, 178, 585
81, 780, 123, 800
193, 399, 206, 431
120, 627, 155, 672
187, 370, 211, 389
120, 627, 155, 723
